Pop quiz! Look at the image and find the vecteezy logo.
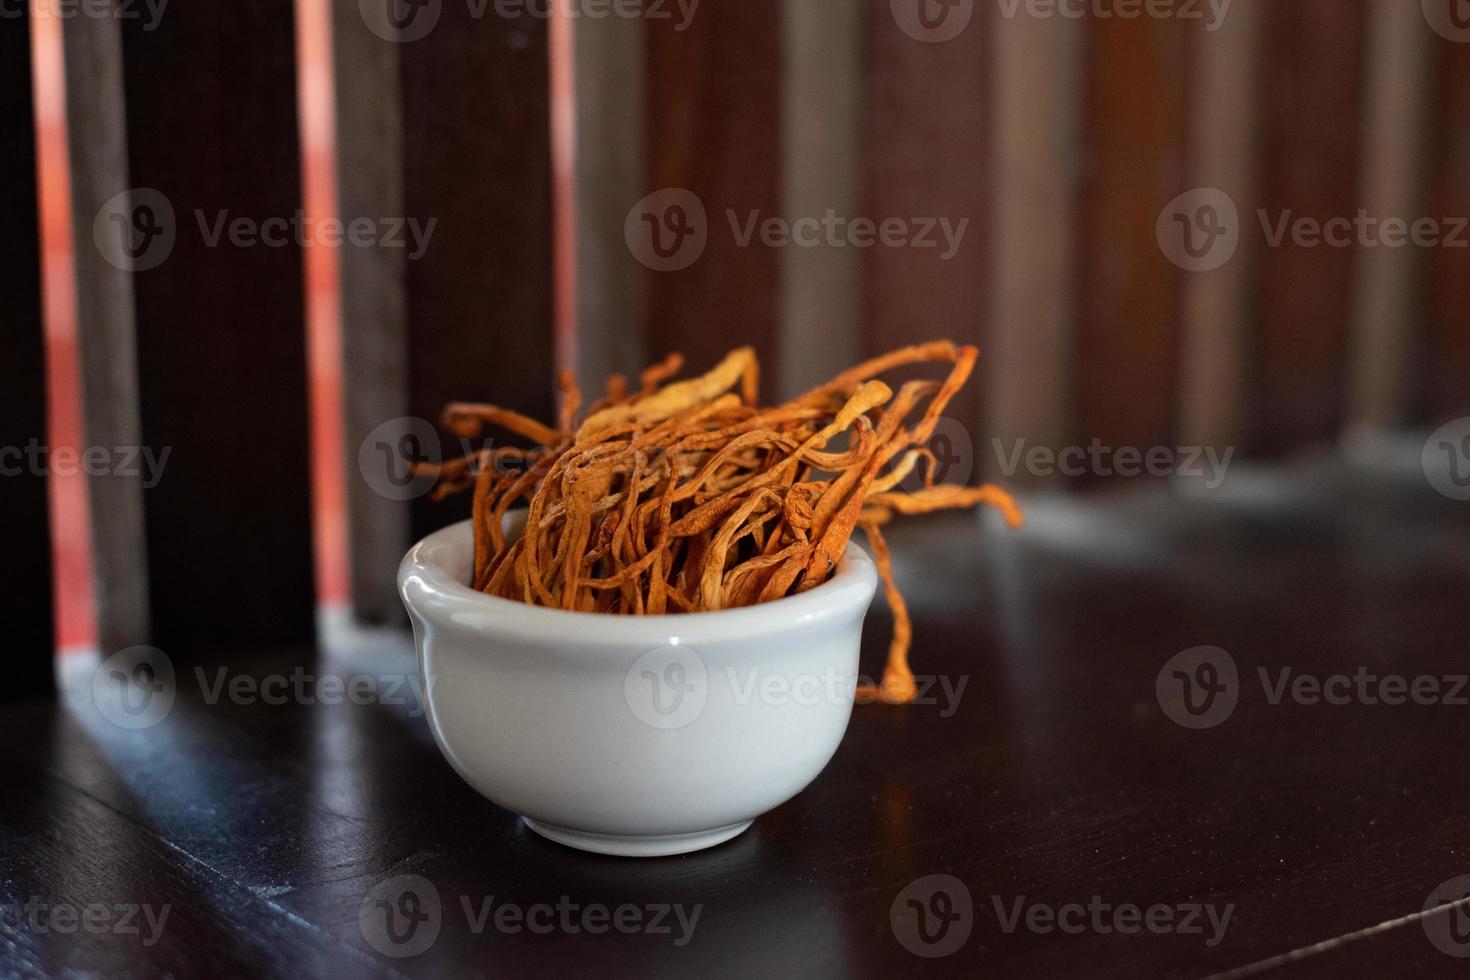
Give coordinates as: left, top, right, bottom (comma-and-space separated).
897, 416, 975, 502
1422, 418, 1470, 501
1423, 0, 1470, 42
359, 874, 442, 958
890, 874, 973, 957
624, 188, 708, 272
1424, 875, 1470, 957
358, 416, 442, 501
92, 646, 176, 730
1156, 188, 1240, 273
1156, 646, 1239, 729
93, 188, 176, 272
891, 0, 974, 43
624, 645, 707, 729
359, 0, 441, 42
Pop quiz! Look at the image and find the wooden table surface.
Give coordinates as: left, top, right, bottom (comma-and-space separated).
3, 455, 1469, 978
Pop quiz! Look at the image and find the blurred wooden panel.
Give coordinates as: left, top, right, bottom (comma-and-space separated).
984, 10, 1084, 486
1076, 14, 1190, 461
1251, 0, 1367, 454
567, 14, 648, 396
399, 6, 555, 541
864, 6, 988, 437
0, 1, 54, 698
644, 1, 782, 381
334, 7, 553, 613
331, 1, 409, 624
778, 0, 865, 399
1345, 0, 1435, 437
120, 3, 316, 653
1425, 31, 1470, 424
1176, 0, 1265, 451
62, 12, 151, 653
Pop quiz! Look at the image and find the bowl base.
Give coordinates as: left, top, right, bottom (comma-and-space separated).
523, 818, 753, 857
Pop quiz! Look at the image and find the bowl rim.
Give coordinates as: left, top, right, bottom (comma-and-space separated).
398, 517, 879, 645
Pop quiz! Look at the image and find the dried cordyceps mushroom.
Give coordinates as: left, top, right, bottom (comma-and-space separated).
416, 342, 1023, 704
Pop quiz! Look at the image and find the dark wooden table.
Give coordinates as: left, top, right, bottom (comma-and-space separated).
4, 454, 1469, 978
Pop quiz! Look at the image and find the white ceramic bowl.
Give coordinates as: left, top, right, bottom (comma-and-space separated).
398, 514, 879, 857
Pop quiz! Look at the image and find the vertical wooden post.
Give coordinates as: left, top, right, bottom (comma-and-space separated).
1425, 31, 1470, 424
117, 1, 316, 653
331, 0, 410, 624
984, 11, 1083, 485
1345, 0, 1437, 438
1076, 17, 1191, 464
1176, 0, 1265, 452
0, 0, 56, 698
644, 1, 783, 378
334, 1, 557, 592
1252, 0, 1367, 454
565, 13, 648, 397
779, 0, 865, 400
62, 9, 151, 654
397, 4, 556, 542
864, 3, 988, 434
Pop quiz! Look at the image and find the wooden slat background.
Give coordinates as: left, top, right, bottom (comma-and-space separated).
119, 2, 316, 654
330, 3, 554, 620
1251, 0, 1368, 455
400, 4, 555, 542
566, 11, 648, 396
1345, 0, 1436, 437
1426, 32, 1470, 426
32, 0, 1470, 648
779, 0, 865, 399
331, 0, 409, 625
863, 1, 989, 439
1176, 0, 1264, 451
2, 0, 55, 698
1076, 14, 1190, 465
62, 10, 151, 655
643, 1, 783, 383
982, 9, 1083, 486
